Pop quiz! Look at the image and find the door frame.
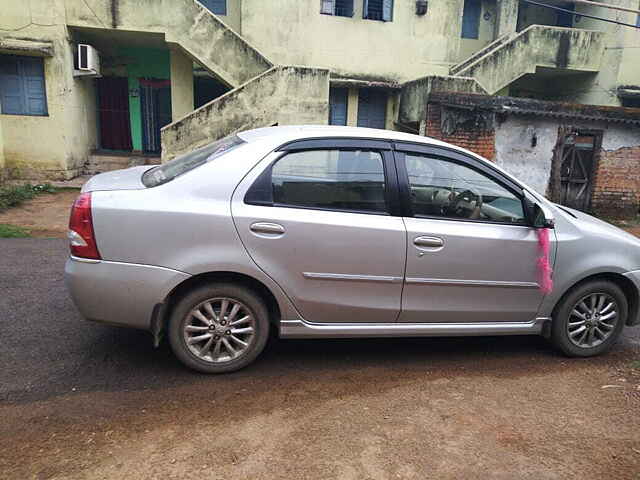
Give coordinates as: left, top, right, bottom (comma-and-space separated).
549, 127, 603, 213
390, 141, 534, 225
139, 78, 172, 154
248, 137, 403, 217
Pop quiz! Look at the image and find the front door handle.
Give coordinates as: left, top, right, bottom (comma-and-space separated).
414, 236, 444, 248
250, 222, 285, 235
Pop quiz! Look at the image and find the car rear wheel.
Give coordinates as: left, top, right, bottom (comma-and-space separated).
551, 280, 627, 357
168, 283, 270, 373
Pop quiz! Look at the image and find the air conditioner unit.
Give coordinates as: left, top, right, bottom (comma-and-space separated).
74, 44, 101, 77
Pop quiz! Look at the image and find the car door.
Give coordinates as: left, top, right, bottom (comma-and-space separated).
394, 143, 548, 324
231, 139, 406, 324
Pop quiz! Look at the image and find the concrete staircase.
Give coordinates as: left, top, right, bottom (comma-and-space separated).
162, 66, 330, 161
66, 0, 332, 163
65, 0, 272, 88
450, 25, 606, 94
450, 33, 513, 77
82, 153, 160, 176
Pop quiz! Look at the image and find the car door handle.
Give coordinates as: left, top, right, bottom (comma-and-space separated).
414, 236, 444, 248
250, 222, 285, 235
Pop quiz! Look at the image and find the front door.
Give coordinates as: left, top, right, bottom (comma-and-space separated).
97, 77, 132, 151
558, 133, 597, 212
395, 147, 546, 324
140, 79, 172, 154
232, 142, 406, 324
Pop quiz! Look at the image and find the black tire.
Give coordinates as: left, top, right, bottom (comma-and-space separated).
168, 283, 270, 373
551, 280, 627, 357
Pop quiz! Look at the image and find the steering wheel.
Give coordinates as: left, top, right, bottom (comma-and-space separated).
451, 189, 483, 219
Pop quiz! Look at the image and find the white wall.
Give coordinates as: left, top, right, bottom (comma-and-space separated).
495, 116, 640, 196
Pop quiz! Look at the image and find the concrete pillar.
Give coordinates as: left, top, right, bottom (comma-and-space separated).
346, 88, 359, 127
495, 0, 519, 38
385, 93, 397, 131
170, 49, 195, 122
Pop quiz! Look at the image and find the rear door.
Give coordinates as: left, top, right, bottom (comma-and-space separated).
394, 143, 545, 324
232, 139, 406, 324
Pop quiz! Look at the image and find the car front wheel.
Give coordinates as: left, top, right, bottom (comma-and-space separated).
551, 280, 627, 357
168, 283, 270, 373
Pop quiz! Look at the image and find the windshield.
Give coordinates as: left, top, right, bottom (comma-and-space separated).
142, 134, 246, 187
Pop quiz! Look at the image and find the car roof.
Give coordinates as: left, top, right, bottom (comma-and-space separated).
238, 125, 453, 149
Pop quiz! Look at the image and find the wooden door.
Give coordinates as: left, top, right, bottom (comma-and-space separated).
97, 77, 132, 151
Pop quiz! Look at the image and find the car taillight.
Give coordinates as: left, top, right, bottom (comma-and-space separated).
68, 192, 101, 260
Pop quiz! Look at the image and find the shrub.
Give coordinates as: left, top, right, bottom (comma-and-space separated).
0, 183, 57, 211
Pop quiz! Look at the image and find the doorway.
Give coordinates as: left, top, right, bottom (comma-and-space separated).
552, 129, 601, 212
140, 79, 172, 154
97, 77, 132, 151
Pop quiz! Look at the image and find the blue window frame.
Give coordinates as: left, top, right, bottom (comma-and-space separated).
461, 0, 481, 39
329, 87, 348, 126
0, 55, 47, 116
357, 88, 387, 129
200, 0, 227, 15
321, 0, 354, 17
363, 0, 394, 21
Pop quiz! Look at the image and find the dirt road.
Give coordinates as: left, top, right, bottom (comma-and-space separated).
0, 190, 78, 238
1, 239, 640, 479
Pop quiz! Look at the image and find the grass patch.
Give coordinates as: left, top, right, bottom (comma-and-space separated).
0, 224, 31, 238
0, 183, 57, 211
629, 359, 640, 370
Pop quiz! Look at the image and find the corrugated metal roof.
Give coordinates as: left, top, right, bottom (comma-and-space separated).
429, 92, 640, 126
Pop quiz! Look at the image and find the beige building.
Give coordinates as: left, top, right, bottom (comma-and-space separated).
0, 0, 638, 180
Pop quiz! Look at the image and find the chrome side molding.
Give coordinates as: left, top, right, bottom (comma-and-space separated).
280, 318, 549, 339
405, 277, 540, 289
300, 272, 538, 288
302, 272, 403, 283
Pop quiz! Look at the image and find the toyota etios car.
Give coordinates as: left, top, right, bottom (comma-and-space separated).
65, 126, 640, 373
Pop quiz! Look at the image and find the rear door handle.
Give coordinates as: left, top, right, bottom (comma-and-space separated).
414, 236, 444, 248
250, 222, 285, 235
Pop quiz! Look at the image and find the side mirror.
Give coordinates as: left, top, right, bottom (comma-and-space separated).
532, 203, 555, 229
524, 191, 555, 229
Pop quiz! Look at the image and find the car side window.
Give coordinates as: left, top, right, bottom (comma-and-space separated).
271, 149, 388, 214
405, 153, 526, 224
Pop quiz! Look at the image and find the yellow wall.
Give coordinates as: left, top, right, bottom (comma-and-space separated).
459, 0, 497, 61
0, 0, 97, 179
218, 0, 242, 32
616, 1, 640, 88
170, 49, 195, 121
567, 0, 640, 106
240, 0, 464, 82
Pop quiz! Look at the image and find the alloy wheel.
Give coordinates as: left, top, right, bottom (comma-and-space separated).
183, 297, 256, 363
566, 293, 618, 349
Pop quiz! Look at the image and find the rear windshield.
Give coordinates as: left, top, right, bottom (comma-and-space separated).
142, 134, 246, 188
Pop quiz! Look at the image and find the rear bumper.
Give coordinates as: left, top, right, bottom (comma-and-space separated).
65, 256, 190, 330
623, 270, 640, 326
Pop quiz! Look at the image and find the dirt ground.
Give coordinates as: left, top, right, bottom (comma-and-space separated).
0, 190, 78, 237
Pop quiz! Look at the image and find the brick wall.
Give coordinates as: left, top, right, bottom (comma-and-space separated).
425, 103, 496, 160
591, 146, 640, 218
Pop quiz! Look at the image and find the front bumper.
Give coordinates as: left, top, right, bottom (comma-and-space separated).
623, 270, 640, 326
65, 256, 190, 330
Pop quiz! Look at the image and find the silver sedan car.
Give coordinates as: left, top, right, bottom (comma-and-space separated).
65, 126, 640, 373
